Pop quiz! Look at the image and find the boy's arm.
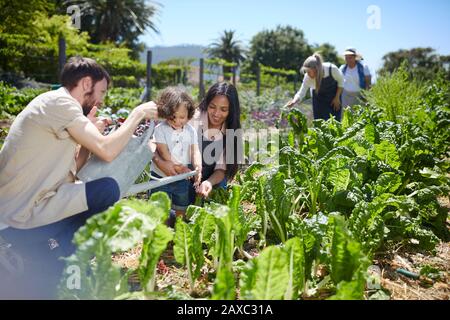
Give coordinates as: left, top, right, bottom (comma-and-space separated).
155, 143, 183, 176
156, 143, 173, 162
153, 150, 177, 176
191, 144, 202, 171
191, 144, 202, 185
156, 143, 190, 175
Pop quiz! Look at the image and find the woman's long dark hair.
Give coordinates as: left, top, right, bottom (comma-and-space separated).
198, 82, 242, 180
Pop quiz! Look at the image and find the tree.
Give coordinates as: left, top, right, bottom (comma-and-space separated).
246, 25, 312, 73
0, 13, 91, 83
379, 47, 450, 81
0, 0, 55, 79
311, 43, 344, 67
206, 30, 246, 75
0, 0, 53, 34
54, 0, 160, 59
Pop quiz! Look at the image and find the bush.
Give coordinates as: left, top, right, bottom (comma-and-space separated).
364, 63, 426, 123
0, 81, 46, 117
87, 43, 146, 80
102, 87, 148, 114
0, 14, 168, 88
0, 14, 91, 84
111, 75, 140, 88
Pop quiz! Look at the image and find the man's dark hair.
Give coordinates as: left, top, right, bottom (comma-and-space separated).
61, 56, 111, 90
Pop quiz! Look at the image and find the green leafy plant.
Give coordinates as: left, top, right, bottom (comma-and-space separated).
328, 214, 369, 300
364, 63, 425, 123
240, 246, 289, 300
58, 193, 172, 299
173, 216, 205, 292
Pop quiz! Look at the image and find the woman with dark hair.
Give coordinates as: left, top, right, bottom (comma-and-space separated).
153, 82, 242, 198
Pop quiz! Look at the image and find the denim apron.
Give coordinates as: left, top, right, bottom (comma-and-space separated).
188, 136, 227, 204
200, 137, 225, 182
312, 65, 341, 121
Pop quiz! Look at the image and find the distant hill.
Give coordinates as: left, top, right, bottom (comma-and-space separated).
139, 45, 206, 65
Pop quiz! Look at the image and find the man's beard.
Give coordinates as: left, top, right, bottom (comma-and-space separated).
82, 87, 96, 116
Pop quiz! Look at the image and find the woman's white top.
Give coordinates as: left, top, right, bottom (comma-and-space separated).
292, 62, 344, 104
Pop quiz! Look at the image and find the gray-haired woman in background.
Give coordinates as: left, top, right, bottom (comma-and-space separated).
287, 53, 344, 121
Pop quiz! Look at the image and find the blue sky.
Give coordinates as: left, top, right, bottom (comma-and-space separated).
140, 0, 450, 76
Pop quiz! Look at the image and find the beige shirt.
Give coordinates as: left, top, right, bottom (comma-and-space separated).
0, 87, 89, 229
189, 110, 226, 171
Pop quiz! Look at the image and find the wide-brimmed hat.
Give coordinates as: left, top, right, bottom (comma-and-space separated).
343, 47, 363, 60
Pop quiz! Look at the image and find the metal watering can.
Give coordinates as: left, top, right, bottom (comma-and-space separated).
77, 121, 197, 198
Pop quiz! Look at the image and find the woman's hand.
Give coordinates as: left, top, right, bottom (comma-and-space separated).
196, 180, 212, 198
331, 97, 341, 112
285, 99, 296, 108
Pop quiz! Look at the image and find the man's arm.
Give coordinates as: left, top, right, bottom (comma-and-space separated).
363, 65, 372, 90
68, 102, 156, 162
75, 106, 110, 170
365, 76, 372, 90
76, 146, 91, 171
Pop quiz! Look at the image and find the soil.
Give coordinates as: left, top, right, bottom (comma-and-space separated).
112, 197, 449, 300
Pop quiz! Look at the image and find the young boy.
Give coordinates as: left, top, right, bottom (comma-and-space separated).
149, 87, 201, 220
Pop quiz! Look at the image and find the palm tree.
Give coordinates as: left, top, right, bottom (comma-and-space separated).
58, 0, 160, 58
207, 30, 246, 76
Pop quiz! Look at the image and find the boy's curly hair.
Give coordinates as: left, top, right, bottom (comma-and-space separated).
156, 87, 196, 120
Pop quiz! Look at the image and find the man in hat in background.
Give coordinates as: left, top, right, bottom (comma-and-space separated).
339, 47, 372, 110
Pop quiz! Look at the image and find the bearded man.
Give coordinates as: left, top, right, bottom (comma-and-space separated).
0, 56, 157, 298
